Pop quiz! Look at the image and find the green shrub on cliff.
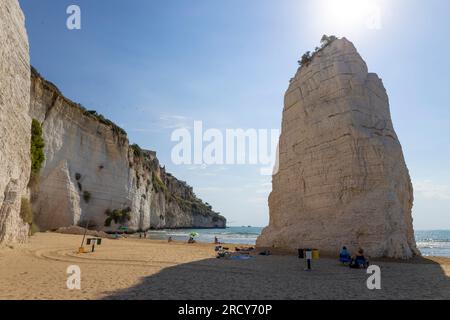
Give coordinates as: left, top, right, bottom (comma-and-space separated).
83, 109, 127, 137
298, 34, 338, 67
20, 198, 33, 225
320, 34, 337, 47
152, 173, 170, 200
104, 207, 132, 227
298, 51, 312, 67
130, 143, 143, 158
30, 224, 40, 235
30, 119, 45, 180
20, 197, 39, 235
83, 191, 91, 203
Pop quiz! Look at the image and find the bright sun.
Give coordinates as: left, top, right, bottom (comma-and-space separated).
319, 0, 382, 32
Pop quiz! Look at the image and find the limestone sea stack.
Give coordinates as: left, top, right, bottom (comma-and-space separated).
257, 38, 419, 259
0, 0, 32, 243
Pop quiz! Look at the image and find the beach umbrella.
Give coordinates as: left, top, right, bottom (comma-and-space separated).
190, 232, 199, 238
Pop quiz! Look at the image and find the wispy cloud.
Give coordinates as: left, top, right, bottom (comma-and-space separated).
158, 114, 192, 130
127, 128, 157, 133
196, 186, 223, 192
414, 180, 450, 200
187, 164, 208, 170
125, 114, 192, 133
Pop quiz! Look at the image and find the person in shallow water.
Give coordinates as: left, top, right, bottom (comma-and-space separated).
214, 236, 220, 244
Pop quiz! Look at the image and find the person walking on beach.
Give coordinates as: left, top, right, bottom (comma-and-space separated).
304, 249, 313, 271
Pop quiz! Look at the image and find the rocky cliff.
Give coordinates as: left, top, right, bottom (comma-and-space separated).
257, 37, 418, 259
0, 0, 32, 243
29, 68, 225, 232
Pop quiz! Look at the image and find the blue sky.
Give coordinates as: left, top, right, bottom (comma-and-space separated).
19, 0, 450, 229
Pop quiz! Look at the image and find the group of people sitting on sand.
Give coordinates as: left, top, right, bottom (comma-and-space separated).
215, 245, 255, 259
339, 246, 370, 268
187, 236, 220, 244
168, 235, 221, 244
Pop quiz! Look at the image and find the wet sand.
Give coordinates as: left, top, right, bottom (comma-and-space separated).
0, 232, 449, 300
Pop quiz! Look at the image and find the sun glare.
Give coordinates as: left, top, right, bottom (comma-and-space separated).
317, 0, 383, 33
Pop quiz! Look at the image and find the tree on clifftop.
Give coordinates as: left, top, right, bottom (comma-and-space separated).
298, 51, 312, 67
298, 35, 339, 68
320, 34, 338, 48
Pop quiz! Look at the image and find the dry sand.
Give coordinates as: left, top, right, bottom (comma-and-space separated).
0, 232, 449, 300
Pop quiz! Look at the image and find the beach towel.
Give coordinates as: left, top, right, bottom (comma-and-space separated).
230, 255, 253, 260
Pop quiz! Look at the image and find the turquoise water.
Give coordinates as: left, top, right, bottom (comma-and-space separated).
147, 228, 450, 257
146, 226, 263, 245
415, 230, 450, 257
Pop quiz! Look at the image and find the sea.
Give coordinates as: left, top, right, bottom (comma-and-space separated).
415, 230, 450, 258
146, 227, 450, 258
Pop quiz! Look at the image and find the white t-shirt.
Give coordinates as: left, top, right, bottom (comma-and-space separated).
305, 250, 312, 259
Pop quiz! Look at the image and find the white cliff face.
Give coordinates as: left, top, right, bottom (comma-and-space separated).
0, 0, 31, 243
257, 38, 419, 259
30, 72, 132, 230
29, 70, 225, 231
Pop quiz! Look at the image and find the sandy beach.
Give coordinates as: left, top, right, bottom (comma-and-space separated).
0, 232, 449, 300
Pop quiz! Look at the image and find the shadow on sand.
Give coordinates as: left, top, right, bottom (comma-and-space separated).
103, 254, 450, 300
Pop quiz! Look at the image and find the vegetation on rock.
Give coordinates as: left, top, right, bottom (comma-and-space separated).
30, 119, 45, 182
130, 143, 143, 158
174, 195, 220, 218
20, 198, 33, 225
152, 173, 170, 199
20, 198, 39, 235
84, 110, 127, 137
31, 67, 127, 141
104, 207, 132, 227
298, 34, 338, 67
29, 67, 225, 230
83, 191, 91, 203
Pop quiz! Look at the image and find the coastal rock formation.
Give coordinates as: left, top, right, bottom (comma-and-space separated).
0, 0, 31, 243
257, 38, 419, 258
29, 69, 225, 232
